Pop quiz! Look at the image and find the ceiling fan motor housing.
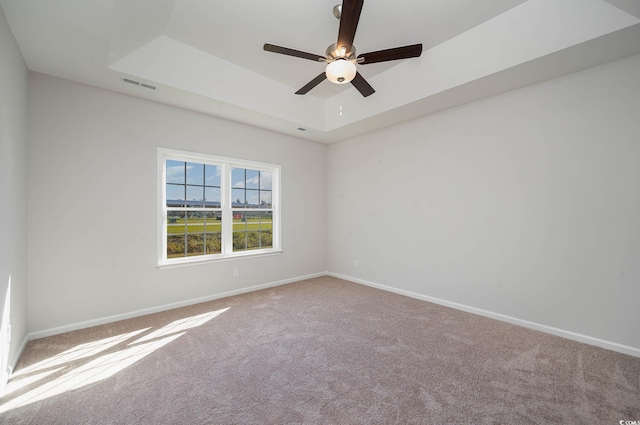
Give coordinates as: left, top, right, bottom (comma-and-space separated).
326, 43, 356, 61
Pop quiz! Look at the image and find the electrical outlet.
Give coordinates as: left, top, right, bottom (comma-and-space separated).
354, 260, 358, 268
233, 269, 239, 278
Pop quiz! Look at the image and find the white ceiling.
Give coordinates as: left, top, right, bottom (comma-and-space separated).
2, 0, 640, 143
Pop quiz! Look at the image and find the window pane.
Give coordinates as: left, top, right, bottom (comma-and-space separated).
245, 211, 258, 224
246, 231, 260, 249
232, 188, 245, 207
205, 164, 220, 187
204, 187, 221, 206
233, 232, 246, 251
232, 212, 247, 231
186, 162, 204, 185
246, 189, 259, 207
260, 191, 272, 208
260, 212, 273, 231
167, 235, 185, 258
186, 211, 204, 233
246, 169, 259, 189
261, 230, 273, 248
202, 211, 218, 234
167, 211, 186, 235
166, 160, 185, 184
260, 171, 272, 190
166, 184, 185, 207
205, 232, 221, 255
231, 168, 245, 188
187, 234, 204, 256
186, 185, 205, 207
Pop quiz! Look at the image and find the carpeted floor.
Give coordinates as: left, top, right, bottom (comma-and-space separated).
1, 276, 639, 424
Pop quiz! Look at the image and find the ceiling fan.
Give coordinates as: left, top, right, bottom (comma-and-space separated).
263, 0, 422, 97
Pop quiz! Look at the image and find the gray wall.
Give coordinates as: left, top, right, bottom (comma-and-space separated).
327, 53, 640, 351
7, 16, 640, 361
26, 73, 326, 334
0, 6, 28, 382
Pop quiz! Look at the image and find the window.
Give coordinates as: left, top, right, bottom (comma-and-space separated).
158, 149, 280, 266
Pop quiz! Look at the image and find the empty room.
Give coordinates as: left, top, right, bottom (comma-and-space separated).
1, 0, 639, 423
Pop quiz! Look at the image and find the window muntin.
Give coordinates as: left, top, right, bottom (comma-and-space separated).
159, 149, 280, 265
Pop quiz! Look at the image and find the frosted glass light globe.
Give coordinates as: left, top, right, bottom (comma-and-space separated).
326, 59, 357, 84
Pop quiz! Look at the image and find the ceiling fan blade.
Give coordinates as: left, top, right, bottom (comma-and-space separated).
351, 72, 375, 97
358, 43, 423, 65
295, 73, 327, 95
336, 0, 364, 54
263, 43, 325, 62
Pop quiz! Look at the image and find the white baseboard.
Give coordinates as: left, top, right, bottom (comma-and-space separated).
328, 272, 640, 358
3, 333, 29, 394
21, 271, 640, 361
28, 272, 326, 341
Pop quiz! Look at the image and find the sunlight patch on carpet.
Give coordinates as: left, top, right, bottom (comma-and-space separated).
11, 328, 151, 380
133, 308, 229, 344
0, 307, 230, 413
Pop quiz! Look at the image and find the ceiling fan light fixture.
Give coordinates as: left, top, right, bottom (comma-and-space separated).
326, 59, 356, 84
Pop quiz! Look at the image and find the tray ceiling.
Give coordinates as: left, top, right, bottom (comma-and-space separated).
2, 0, 639, 143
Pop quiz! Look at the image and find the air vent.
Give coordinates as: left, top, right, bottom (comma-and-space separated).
122, 77, 140, 86
120, 77, 157, 91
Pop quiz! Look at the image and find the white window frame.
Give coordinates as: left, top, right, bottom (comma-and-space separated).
157, 148, 281, 267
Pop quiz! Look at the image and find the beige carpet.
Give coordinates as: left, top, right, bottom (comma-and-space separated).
1, 276, 638, 424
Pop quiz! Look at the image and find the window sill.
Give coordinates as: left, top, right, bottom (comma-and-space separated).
157, 250, 283, 269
